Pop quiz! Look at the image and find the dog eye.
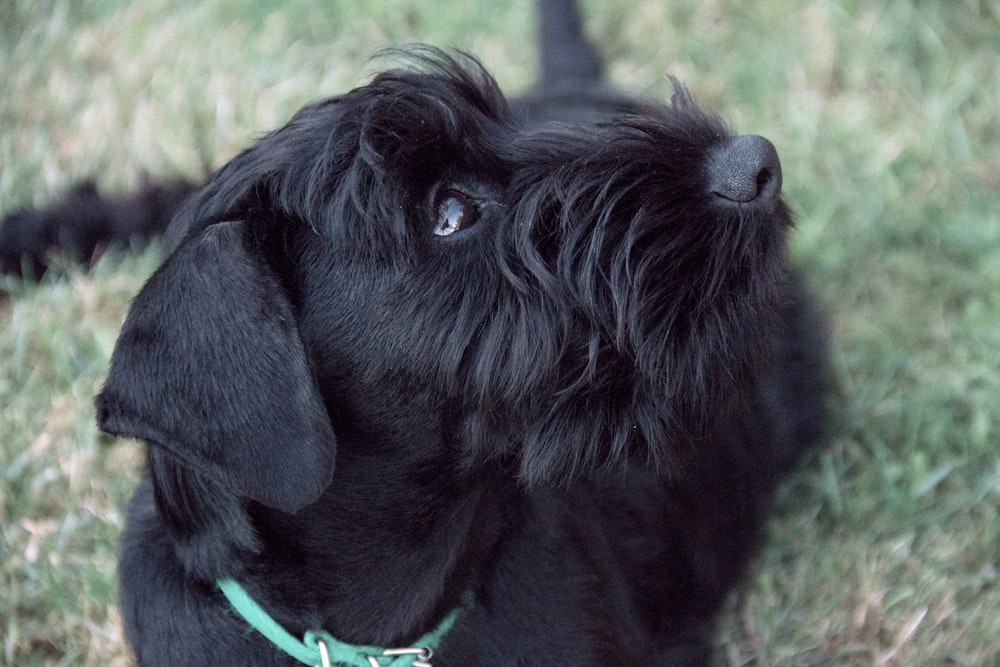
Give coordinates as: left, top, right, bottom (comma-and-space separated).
434, 191, 479, 236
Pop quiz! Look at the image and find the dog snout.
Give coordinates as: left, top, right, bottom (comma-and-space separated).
707, 134, 782, 208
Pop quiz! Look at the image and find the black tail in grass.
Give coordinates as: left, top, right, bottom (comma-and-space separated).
0, 177, 195, 280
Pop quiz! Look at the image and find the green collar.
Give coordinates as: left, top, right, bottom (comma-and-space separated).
217, 578, 462, 667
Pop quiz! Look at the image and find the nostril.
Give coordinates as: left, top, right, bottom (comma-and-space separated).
756, 168, 772, 191
755, 165, 779, 200
708, 134, 782, 206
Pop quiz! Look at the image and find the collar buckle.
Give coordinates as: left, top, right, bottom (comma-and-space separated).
316, 638, 332, 667
369, 646, 433, 667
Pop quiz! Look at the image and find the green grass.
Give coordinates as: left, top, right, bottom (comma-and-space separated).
2, 1, 998, 664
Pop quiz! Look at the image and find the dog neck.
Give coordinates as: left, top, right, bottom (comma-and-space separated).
151, 420, 515, 649
266, 446, 507, 643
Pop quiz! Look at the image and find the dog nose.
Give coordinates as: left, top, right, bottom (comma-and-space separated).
707, 134, 782, 207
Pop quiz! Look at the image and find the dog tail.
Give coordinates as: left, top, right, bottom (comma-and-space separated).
0, 177, 196, 281
536, 0, 604, 86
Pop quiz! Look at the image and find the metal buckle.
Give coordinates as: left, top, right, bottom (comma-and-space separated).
367, 646, 434, 667
316, 639, 332, 667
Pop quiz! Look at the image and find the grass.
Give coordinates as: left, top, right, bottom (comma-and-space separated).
1, 0, 998, 664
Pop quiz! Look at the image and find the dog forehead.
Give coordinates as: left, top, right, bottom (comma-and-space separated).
291, 65, 513, 213
357, 56, 512, 140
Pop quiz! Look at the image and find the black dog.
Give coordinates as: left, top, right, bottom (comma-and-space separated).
93, 2, 827, 665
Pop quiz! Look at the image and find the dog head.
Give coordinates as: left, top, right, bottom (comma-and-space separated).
97, 50, 789, 526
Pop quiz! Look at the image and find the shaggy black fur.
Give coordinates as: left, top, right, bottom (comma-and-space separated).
93, 1, 827, 665
0, 177, 193, 279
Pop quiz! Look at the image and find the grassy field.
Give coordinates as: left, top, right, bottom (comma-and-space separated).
1, 1, 998, 665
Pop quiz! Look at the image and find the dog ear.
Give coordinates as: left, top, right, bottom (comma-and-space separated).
95, 218, 335, 514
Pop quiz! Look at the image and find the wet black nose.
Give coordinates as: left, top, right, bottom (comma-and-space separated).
708, 134, 782, 207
